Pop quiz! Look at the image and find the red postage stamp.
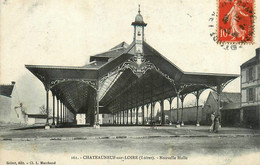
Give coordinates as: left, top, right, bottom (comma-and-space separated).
218, 0, 254, 43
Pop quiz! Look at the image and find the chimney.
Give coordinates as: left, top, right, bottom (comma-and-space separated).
11, 81, 16, 85
256, 47, 260, 62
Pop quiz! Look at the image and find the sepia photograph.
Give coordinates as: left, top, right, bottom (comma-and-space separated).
0, 0, 260, 164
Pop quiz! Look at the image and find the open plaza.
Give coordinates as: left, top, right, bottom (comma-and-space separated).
1, 125, 260, 165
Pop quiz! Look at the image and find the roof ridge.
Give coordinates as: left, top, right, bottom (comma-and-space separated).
110, 41, 129, 50
0, 84, 15, 86
97, 41, 135, 75
25, 65, 99, 70
241, 56, 256, 67
210, 91, 240, 103
183, 71, 239, 77
143, 41, 184, 73
91, 47, 125, 57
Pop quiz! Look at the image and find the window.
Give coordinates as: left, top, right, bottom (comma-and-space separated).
241, 70, 247, 83
241, 89, 247, 102
258, 66, 260, 79
248, 67, 253, 81
258, 87, 260, 101
248, 88, 255, 102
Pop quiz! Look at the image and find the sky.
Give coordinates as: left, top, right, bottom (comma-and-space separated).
1, 0, 260, 113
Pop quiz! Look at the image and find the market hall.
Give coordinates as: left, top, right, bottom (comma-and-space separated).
25, 7, 238, 129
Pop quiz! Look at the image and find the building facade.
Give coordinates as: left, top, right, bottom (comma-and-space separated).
241, 48, 260, 128
0, 82, 26, 124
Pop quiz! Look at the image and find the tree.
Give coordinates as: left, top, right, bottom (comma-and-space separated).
39, 105, 52, 116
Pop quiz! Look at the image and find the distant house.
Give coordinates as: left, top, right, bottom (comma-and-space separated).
25, 114, 53, 125
219, 93, 241, 127
240, 47, 260, 128
203, 91, 241, 126
0, 82, 26, 124
76, 114, 86, 125
164, 91, 241, 126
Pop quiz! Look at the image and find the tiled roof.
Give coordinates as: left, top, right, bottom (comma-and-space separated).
241, 48, 260, 68
82, 61, 107, 68
211, 91, 240, 103
89, 42, 129, 62
109, 41, 129, 50
241, 56, 256, 68
92, 48, 125, 58
0, 84, 14, 97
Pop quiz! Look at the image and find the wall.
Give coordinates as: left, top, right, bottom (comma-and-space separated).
221, 109, 241, 127
241, 63, 260, 107
0, 95, 12, 123
34, 118, 48, 125
169, 106, 203, 125
241, 57, 260, 128
0, 95, 25, 124
27, 118, 35, 125
101, 114, 113, 124
202, 93, 218, 124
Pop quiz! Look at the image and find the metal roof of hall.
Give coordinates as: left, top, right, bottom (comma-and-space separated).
25, 40, 239, 114
88, 42, 129, 63
25, 6, 239, 115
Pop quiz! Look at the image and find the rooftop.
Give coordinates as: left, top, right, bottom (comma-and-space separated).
241, 47, 260, 68
0, 82, 15, 97
211, 91, 240, 104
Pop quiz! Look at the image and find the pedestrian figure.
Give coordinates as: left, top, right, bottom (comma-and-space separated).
209, 112, 215, 132
214, 116, 220, 133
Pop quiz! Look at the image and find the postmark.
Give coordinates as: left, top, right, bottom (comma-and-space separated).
209, 11, 243, 50
218, 0, 254, 44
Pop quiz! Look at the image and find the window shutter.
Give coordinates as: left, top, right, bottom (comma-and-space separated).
253, 88, 256, 101
252, 66, 256, 80
258, 66, 260, 79
246, 88, 249, 102
246, 69, 249, 82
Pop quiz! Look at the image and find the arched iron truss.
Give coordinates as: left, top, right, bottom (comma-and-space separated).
49, 79, 97, 91
98, 55, 176, 99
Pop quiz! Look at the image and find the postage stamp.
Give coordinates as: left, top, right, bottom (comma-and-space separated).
218, 0, 254, 43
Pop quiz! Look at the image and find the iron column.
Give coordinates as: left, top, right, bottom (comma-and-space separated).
52, 93, 55, 126
45, 90, 50, 128
161, 100, 165, 125
57, 99, 59, 125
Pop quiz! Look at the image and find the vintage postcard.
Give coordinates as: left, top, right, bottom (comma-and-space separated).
0, 0, 260, 165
